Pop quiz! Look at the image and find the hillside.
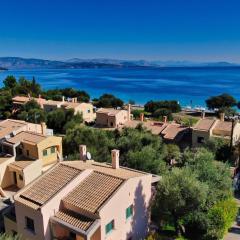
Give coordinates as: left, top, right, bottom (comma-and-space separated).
0, 57, 238, 70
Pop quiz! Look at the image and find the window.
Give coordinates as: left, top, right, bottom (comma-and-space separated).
26, 150, 29, 156
51, 146, 55, 154
126, 205, 133, 219
197, 137, 204, 144
25, 217, 35, 233
69, 232, 76, 239
87, 109, 91, 113
19, 174, 23, 181
43, 149, 48, 156
105, 220, 114, 234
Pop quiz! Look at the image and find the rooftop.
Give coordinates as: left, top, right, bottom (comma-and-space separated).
63, 171, 123, 214
54, 210, 96, 231
8, 160, 35, 171
62, 160, 147, 179
96, 108, 123, 116
6, 131, 46, 145
193, 118, 216, 131
19, 164, 81, 208
161, 124, 188, 140
213, 120, 232, 133
0, 119, 27, 139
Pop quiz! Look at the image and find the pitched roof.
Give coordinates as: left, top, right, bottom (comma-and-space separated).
213, 121, 232, 133
62, 160, 146, 179
19, 164, 81, 207
54, 210, 96, 231
96, 108, 123, 116
63, 171, 123, 214
6, 131, 46, 145
193, 118, 216, 131
0, 119, 27, 138
161, 124, 188, 140
12, 96, 31, 103
8, 160, 34, 171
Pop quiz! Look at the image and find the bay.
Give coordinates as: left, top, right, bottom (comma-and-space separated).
0, 67, 240, 107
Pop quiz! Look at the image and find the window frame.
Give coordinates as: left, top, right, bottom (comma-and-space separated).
126, 205, 133, 219
43, 149, 48, 156
105, 219, 114, 235
50, 146, 56, 154
25, 216, 35, 233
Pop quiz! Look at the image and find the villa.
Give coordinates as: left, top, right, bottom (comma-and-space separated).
191, 113, 240, 147
0, 119, 62, 200
12, 95, 96, 123
4, 145, 160, 240
122, 114, 190, 146
95, 105, 132, 128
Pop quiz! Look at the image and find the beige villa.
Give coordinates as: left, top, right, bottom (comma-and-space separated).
0, 120, 63, 199
192, 113, 240, 147
122, 114, 189, 145
4, 145, 160, 240
12, 95, 96, 122
96, 105, 132, 128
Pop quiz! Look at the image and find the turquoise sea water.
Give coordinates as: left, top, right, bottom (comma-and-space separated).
0, 67, 240, 106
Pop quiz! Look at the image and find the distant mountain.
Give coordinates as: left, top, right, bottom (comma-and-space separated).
0, 57, 238, 70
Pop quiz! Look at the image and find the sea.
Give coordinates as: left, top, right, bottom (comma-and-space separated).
1, 67, 240, 107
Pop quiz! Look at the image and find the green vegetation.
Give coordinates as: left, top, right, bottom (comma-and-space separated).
153, 147, 235, 240
64, 126, 167, 174
42, 88, 90, 102
94, 93, 124, 108
206, 93, 238, 116
0, 234, 21, 240
144, 100, 181, 120
206, 93, 237, 110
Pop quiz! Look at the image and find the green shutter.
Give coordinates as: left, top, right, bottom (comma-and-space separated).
51, 146, 55, 154
126, 205, 133, 219
105, 220, 114, 234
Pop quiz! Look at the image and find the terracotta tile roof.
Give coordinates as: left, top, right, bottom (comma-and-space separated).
213, 121, 232, 133
62, 161, 146, 179
63, 171, 123, 214
54, 210, 95, 231
161, 124, 188, 140
0, 119, 27, 138
43, 100, 62, 106
96, 108, 123, 116
193, 118, 216, 131
12, 96, 30, 103
6, 131, 46, 145
121, 120, 167, 135
8, 160, 34, 171
19, 164, 81, 207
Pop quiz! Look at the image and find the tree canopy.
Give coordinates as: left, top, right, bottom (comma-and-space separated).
95, 94, 124, 108
206, 93, 237, 110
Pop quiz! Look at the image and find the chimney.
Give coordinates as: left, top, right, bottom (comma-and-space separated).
219, 112, 225, 122
62, 96, 65, 102
41, 122, 47, 135
163, 116, 167, 123
79, 145, 87, 161
140, 112, 144, 122
127, 104, 131, 121
111, 149, 120, 169
201, 111, 205, 119
72, 98, 75, 103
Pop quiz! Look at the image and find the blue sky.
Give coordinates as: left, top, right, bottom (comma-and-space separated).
1, 0, 240, 62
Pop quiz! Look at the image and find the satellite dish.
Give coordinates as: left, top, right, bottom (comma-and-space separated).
86, 152, 91, 160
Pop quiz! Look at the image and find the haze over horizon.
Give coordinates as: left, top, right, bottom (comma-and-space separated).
1, 0, 240, 62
